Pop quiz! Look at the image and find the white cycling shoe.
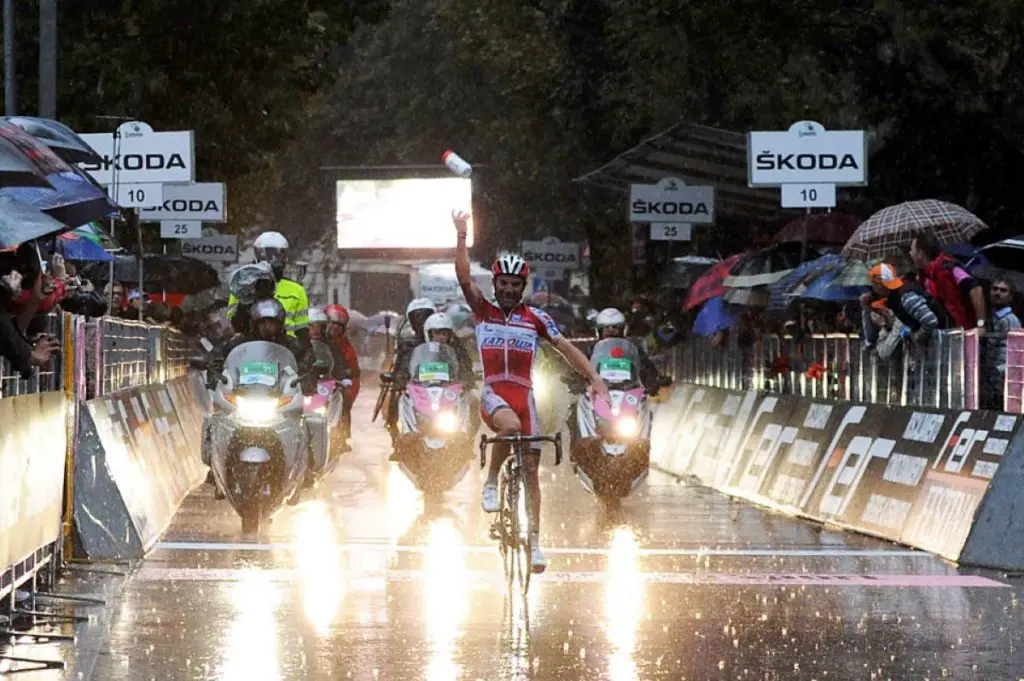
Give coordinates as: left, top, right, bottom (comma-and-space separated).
481, 483, 500, 513
530, 543, 548, 574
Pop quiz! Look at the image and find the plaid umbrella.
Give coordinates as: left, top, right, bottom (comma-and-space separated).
841, 199, 987, 261
776, 213, 860, 245
766, 254, 846, 312
683, 253, 744, 310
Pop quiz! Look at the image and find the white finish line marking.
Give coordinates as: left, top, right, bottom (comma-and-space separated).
155, 541, 928, 558
134, 566, 1007, 588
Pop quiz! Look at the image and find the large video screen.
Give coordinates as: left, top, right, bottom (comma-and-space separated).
336, 178, 474, 250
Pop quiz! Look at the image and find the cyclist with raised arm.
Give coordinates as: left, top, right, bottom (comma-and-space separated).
452, 210, 609, 573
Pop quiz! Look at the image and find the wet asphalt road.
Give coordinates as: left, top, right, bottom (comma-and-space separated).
70, 385, 1024, 680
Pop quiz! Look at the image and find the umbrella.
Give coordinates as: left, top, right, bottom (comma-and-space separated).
2, 117, 102, 164
841, 199, 987, 261
80, 254, 220, 294
527, 292, 569, 307
766, 254, 846, 312
724, 242, 816, 288
0, 195, 70, 249
684, 253, 744, 310
976, 237, 1024, 271
776, 213, 860, 245
0, 164, 117, 227
723, 287, 770, 307
796, 267, 872, 302
55, 225, 115, 261
969, 262, 1024, 293
660, 255, 719, 290
942, 242, 985, 267
367, 310, 403, 330
693, 296, 737, 336
0, 123, 57, 189
346, 309, 369, 327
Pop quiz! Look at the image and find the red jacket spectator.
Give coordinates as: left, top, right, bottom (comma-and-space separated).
920, 253, 977, 328
328, 333, 361, 399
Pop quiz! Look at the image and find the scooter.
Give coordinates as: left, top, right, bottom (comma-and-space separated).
389, 342, 474, 497
569, 338, 667, 507
205, 340, 327, 533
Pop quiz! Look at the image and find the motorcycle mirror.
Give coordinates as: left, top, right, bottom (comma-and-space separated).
658, 375, 674, 387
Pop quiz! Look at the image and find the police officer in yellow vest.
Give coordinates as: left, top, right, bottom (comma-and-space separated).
227, 231, 310, 348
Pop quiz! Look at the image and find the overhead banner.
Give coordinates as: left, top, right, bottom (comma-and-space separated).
628, 177, 715, 224
140, 182, 226, 222
521, 237, 580, 271
180, 235, 238, 263
747, 121, 866, 188
79, 123, 195, 185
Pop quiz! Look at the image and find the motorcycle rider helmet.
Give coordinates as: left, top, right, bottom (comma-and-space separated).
308, 307, 328, 339
424, 312, 455, 344
324, 304, 350, 339
229, 262, 276, 306
251, 298, 286, 340
253, 231, 289, 280
595, 307, 627, 339
405, 297, 437, 335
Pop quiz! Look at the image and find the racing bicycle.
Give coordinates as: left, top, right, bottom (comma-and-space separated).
479, 432, 562, 600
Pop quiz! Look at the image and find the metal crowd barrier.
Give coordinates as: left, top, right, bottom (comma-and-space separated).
0, 311, 192, 628
673, 329, 981, 411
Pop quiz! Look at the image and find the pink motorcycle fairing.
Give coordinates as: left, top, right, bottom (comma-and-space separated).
590, 386, 645, 421
304, 379, 337, 412
408, 382, 463, 414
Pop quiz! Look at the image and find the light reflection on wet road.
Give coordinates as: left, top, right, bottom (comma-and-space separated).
78, 389, 1024, 680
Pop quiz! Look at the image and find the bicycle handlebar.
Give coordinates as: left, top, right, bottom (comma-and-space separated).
479, 433, 563, 469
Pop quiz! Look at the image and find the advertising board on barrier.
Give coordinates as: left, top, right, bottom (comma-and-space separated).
0, 393, 68, 572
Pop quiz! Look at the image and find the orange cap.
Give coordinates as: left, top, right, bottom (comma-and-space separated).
869, 263, 903, 290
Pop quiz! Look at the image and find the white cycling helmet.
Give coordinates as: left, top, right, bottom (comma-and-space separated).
595, 307, 627, 332
308, 307, 328, 324
406, 297, 436, 322
424, 312, 454, 336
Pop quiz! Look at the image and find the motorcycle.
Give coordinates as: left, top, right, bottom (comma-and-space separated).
387, 342, 474, 496
569, 337, 664, 506
205, 341, 328, 533
302, 339, 348, 481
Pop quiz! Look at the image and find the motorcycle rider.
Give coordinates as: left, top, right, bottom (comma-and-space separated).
385, 298, 437, 456
423, 312, 476, 388
565, 307, 661, 449
211, 298, 316, 395
452, 209, 610, 572
227, 231, 311, 350
309, 304, 361, 451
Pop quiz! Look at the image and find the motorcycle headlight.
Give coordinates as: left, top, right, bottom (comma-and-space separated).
616, 416, 639, 438
436, 410, 458, 433
235, 396, 280, 425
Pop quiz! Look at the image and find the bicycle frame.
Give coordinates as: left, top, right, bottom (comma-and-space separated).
479, 433, 562, 600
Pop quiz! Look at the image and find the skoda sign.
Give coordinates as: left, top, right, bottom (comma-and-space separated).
79, 125, 195, 185
628, 177, 715, 224
140, 182, 226, 222
521, 237, 580, 271
180, 235, 238, 263
747, 121, 866, 187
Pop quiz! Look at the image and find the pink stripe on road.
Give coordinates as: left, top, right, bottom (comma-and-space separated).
134, 567, 1009, 588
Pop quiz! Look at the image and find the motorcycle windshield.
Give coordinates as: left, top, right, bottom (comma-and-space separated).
310, 339, 334, 374
590, 338, 641, 387
409, 342, 459, 385
224, 341, 299, 394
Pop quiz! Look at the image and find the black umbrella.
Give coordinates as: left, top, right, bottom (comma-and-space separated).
0, 195, 70, 249
80, 255, 220, 294
0, 122, 57, 189
2, 117, 102, 164
0, 121, 116, 226
660, 255, 719, 290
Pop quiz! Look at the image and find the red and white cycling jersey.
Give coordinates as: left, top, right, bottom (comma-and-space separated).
465, 295, 562, 388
